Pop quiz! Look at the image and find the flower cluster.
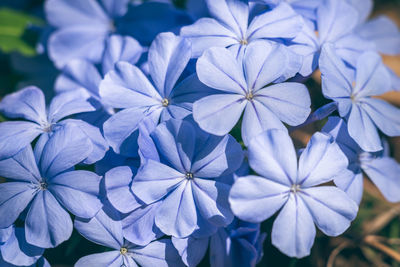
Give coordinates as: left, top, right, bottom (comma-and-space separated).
0, 0, 400, 266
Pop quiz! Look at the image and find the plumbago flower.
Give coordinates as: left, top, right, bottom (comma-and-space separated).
0, 226, 50, 267
54, 35, 144, 126
74, 207, 184, 267
172, 219, 266, 267
0, 124, 103, 248
45, 0, 131, 67
180, 0, 303, 58
0, 86, 108, 163
193, 41, 311, 145
229, 129, 358, 258
130, 118, 244, 238
319, 45, 400, 152
99, 32, 210, 156
323, 117, 400, 204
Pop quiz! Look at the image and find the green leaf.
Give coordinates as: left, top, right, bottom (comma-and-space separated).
0, 8, 43, 56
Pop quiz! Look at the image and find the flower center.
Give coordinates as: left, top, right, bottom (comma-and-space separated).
240, 39, 248, 45
42, 123, 54, 133
245, 91, 254, 101
162, 98, 169, 107
185, 172, 194, 180
120, 247, 128, 255
290, 184, 301, 193
39, 181, 48, 191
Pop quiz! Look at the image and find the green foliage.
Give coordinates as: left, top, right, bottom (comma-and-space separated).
0, 8, 43, 56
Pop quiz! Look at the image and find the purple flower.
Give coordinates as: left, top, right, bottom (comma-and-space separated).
130, 119, 243, 238
0, 124, 103, 248
0, 86, 108, 163
229, 129, 358, 258
320, 45, 400, 152
180, 0, 303, 58
193, 41, 310, 145
74, 207, 184, 267
323, 117, 400, 204
99, 32, 209, 156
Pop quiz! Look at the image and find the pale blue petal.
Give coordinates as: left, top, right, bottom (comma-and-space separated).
298, 132, 348, 187
155, 181, 197, 238
247, 129, 297, 186
0, 146, 40, 182
347, 0, 373, 24
271, 194, 316, 258
149, 32, 191, 97
247, 3, 303, 41
74, 208, 123, 250
0, 86, 46, 124
100, 0, 129, 17
0, 121, 42, 160
172, 236, 208, 267
75, 251, 123, 267
301, 186, 358, 236
25, 191, 72, 248
192, 135, 243, 178
180, 18, 237, 58
0, 182, 35, 228
196, 47, 247, 94
347, 104, 382, 152
193, 94, 246, 136
48, 170, 102, 218
192, 179, 233, 227
122, 202, 163, 246
132, 159, 184, 204
48, 89, 95, 123
362, 157, 400, 203
39, 124, 92, 178
132, 239, 185, 267
229, 175, 289, 223
102, 35, 143, 75
99, 61, 161, 109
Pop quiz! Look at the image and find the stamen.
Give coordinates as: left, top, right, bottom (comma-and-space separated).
290, 184, 301, 193
185, 173, 194, 180
240, 39, 248, 45
245, 91, 254, 101
120, 247, 128, 255
161, 98, 169, 107
39, 181, 48, 191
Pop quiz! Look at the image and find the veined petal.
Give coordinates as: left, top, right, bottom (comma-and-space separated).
132, 159, 185, 204
0, 86, 46, 124
75, 251, 123, 267
247, 129, 297, 186
48, 170, 102, 218
25, 190, 72, 248
193, 94, 246, 136
155, 181, 197, 238
172, 236, 209, 267
0, 182, 36, 228
229, 175, 289, 223
271, 194, 316, 258
301, 186, 358, 236
149, 32, 191, 97
74, 208, 123, 250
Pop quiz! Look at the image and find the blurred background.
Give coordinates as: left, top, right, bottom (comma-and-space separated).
0, 0, 399, 266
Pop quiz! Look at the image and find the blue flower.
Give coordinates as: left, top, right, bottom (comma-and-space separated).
229, 129, 358, 258
193, 41, 311, 145
74, 206, 185, 267
45, 0, 131, 68
180, 0, 303, 58
319, 45, 400, 152
130, 119, 243, 238
172, 219, 266, 267
323, 117, 400, 204
0, 86, 108, 163
0, 124, 103, 248
99, 32, 209, 156
0, 226, 49, 267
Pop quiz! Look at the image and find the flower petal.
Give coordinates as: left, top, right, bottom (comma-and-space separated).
0, 146, 40, 182
247, 129, 297, 186
75, 251, 123, 267
171, 236, 209, 267
229, 175, 289, 223
25, 190, 72, 248
271, 194, 316, 258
